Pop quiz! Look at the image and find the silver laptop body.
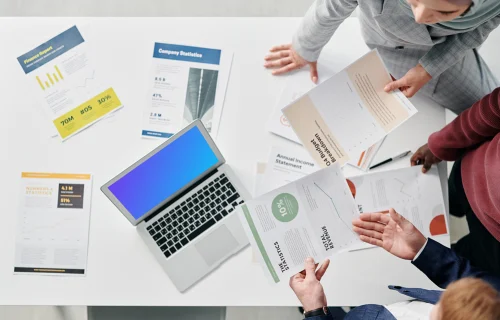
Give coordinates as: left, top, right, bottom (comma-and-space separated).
101, 120, 250, 292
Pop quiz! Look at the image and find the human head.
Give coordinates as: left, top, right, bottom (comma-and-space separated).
407, 0, 473, 24
430, 278, 500, 320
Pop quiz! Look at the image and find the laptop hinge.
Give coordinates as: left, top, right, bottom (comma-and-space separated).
144, 168, 219, 223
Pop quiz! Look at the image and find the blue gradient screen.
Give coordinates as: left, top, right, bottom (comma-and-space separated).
108, 126, 219, 220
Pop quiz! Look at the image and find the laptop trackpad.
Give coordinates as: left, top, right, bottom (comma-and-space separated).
195, 225, 239, 266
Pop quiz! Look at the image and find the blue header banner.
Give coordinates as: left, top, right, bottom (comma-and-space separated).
17, 26, 85, 74
153, 43, 221, 65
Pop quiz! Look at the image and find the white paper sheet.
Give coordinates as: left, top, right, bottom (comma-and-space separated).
16, 25, 123, 141
255, 146, 318, 197
240, 164, 361, 284
268, 62, 386, 171
14, 172, 93, 276
142, 43, 232, 139
283, 50, 418, 168
347, 166, 449, 251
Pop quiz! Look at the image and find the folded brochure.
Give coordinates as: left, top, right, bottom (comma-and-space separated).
239, 163, 360, 283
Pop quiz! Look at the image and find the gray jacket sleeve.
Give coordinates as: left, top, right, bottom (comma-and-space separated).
420, 15, 500, 78
292, 0, 358, 62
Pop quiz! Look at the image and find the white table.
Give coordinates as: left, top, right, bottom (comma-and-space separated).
0, 17, 499, 307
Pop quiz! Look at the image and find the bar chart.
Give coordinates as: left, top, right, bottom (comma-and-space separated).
36, 65, 64, 90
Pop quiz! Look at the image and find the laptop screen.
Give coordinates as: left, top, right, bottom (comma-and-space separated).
108, 126, 219, 221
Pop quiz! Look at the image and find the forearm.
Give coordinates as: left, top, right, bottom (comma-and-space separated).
412, 239, 500, 291
419, 16, 500, 78
428, 87, 500, 161
293, 0, 358, 62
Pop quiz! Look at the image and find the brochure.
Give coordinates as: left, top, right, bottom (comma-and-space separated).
283, 50, 417, 167
142, 43, 232, 139
267, 63, 387, 171
14, 172, 93, 276
16, 26, 123, 141
239, 164, 360, 283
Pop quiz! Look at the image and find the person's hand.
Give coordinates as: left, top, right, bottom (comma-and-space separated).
352, 208, 427, 260
411, 143, 441, 173
384, 64, 432, 98
289, 257, 330, 312
264, 44, 318, 83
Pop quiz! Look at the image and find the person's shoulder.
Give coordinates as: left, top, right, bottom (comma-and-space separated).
344, 304, 396, 320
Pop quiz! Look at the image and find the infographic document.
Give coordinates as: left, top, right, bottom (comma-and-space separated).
16, 26, 123, 140
283, 50, 417, 168
14, 173, 93, 276
268, 65, 385, 171
142, 43, 233, 139
240, 164, 361, 283
347, 166, 449, 250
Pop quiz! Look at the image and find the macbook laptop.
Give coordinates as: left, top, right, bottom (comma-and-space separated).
101, 120, 250, 292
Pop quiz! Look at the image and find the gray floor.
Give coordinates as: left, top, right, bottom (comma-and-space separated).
0, 0, 313, 17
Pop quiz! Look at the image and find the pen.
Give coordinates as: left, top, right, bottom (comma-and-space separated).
369, 150, 412, 170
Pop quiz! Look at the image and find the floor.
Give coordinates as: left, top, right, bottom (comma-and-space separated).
1, 1, 469, 319
0, 0, 313, 17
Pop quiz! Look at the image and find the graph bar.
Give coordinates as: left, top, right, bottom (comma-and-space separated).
55, 65, 64, 80
53, 73, 59, 82
36, 76, 45, 90
47, 73, 54, 85
45, 81, 50, 88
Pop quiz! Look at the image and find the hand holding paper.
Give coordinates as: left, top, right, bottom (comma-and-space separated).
240, 163, 360, 284
283, 49, 418, 167
289, 258, 330, 312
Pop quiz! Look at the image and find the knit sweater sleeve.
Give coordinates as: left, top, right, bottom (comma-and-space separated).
292, 0, 358, 62
428, 88, 500, 161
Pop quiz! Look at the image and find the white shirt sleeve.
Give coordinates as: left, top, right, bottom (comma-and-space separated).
412, 239, 429, 261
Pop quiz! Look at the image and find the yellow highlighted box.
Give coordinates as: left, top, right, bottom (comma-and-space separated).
53, 87, 122, 139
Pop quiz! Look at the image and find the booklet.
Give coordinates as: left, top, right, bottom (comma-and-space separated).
16, 26, 123, 141
267, 63, 386, 171
239, 163, 361, 283
347, 165, 449, 250
14, 172, 93, 276
141, 43, 232, 139
282, 49, 417, 168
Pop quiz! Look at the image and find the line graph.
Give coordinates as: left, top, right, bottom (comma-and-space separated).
76, 70, 96, 89
394, 178, 412, 198
314, 182, 356, 235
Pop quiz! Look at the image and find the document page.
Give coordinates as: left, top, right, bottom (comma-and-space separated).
269, 64, 386, 171
14, 173, 93, 276
255, 146, 318, 197
283, 50, 417, 168
16, 26, 123, 141
347, 138, 385, 171
267, 63, 335, 144
347, 166, 449, 249
142, 43, 232, 139
239, 164, 360, 283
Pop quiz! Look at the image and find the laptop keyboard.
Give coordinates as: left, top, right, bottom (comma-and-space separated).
146, 173, 244, 259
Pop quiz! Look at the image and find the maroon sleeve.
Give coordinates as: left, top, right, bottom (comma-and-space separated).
428, 88, 500, 161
